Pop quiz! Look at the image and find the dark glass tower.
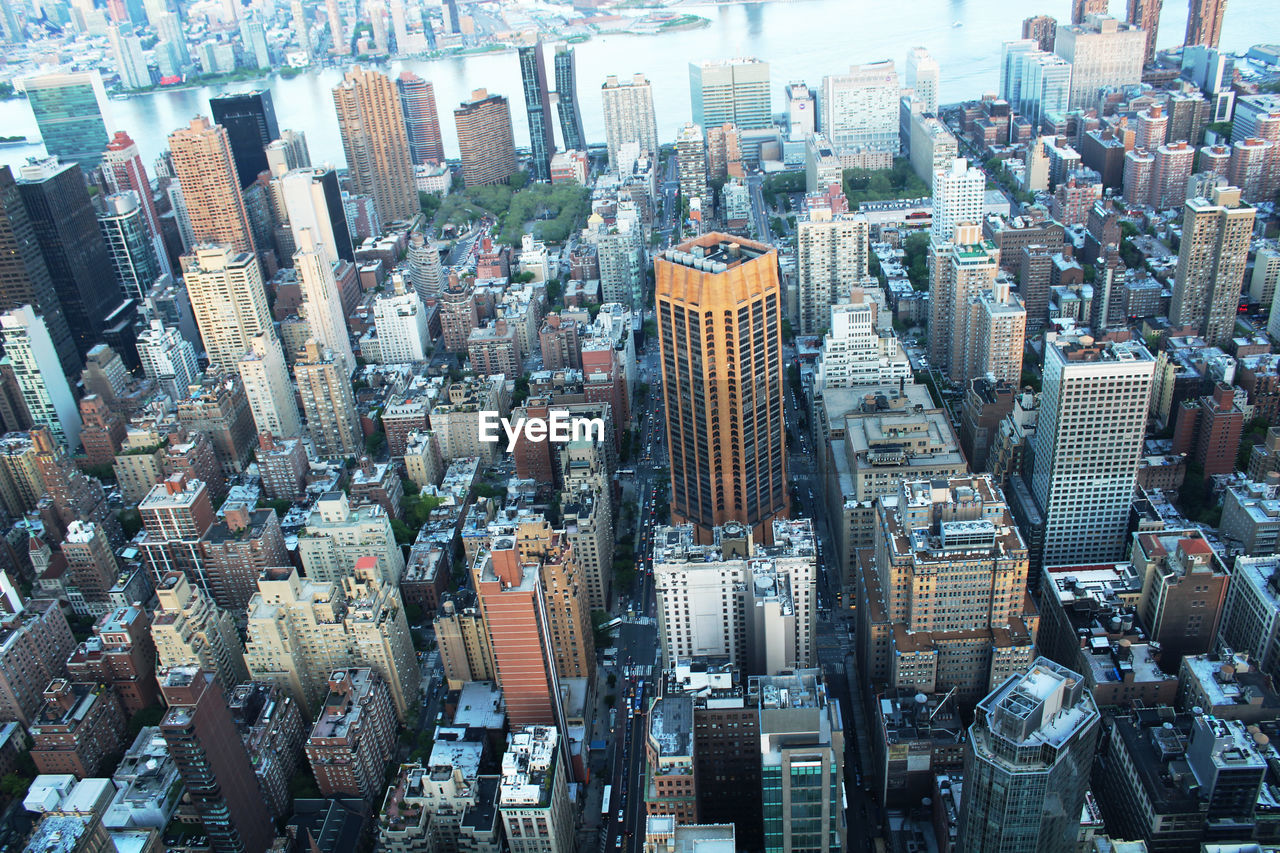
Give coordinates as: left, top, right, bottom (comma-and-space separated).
517, 42, 556, 183
554, 45, 586, 152
209, 90, 281, 189
16, 159, 128, 365
0, 166, 79, 377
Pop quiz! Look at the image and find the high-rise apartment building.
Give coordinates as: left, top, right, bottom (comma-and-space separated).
821, 61, 899, 160
755, 670, 846, 853
17, 157, 129, 362
201, 504, 289, 612
674, 122, 708, 205
209, 90, 280, 189
305, 668, 398, 799
160, 666, 273, 853
1186, 0, 1227, 48
183, 245, 273, 369
168, 116, 258, 256
1151, 140, 1196, 209
601, 74, 659, 169
22, 72, 109, 169
1126, 0, 1163, 63
689, 58, 771, 132
395, 72, 445, 165
61, 520, 119, 616
1054, 16, 1147, 110
1022, 14, 1058, 51
957, 658, 1100, 853
136, 318, 199, 399
928, 224, 1001, 385
1072, 0, 1110, 23
238, 332, 300, 439
500, 726, 575, 853
332, 67, 418, 223
0, 306, 81, 450
1029, 334, 1155, 565
971, 277, 1027, 387
293, 226, 355, 373
813, 291, 912, 389
0, 600, 76, 728
326, 0, 348, 54
1170, 186, 1255, 347
102, 131, 171, 278
298, 491, 404, 586
98, 192, 161, 303
553, 46, 586, 153
859, 476, 1038, 701
108, 23, 150, 89
518, 42, 556, 183
0, 166, 78, 377
905, 47, 940, 116
454, 89, 518, 187
295, 338, 361, 458
930, 158, 985, 243
152, 571, 249, 689
653, 519, 815, 674
656, 234, 788, 544
1016, 51, 1073, 128
795, 206, 870, 336
245, 564, 420, 719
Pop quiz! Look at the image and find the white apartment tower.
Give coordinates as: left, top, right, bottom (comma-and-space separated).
373, 276, 429, 364
795, 206, 870, 335
653, 519, 816, 676
814, 290, 912, 388
295, 227, 355, 375
1054, 16, 1147, 110
601, 74, 659, 172
905, 47, 940, 115
931, 158, 986, 242
1031, 334, 1155, 564
183, 245, 274, 370
137, 318, 200, 399
238, 332, 301, 439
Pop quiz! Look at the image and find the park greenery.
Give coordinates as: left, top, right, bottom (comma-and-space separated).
842, 158, 930, 207
426, 171, 590, 247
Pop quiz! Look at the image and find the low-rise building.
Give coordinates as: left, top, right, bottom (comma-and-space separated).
1177, 650, 1280, 724
377, 737, 502, 853
29, 680, 127, 777
103, 727, 182, 830
873, 688, 964, 807
1221, 476, 1280, 557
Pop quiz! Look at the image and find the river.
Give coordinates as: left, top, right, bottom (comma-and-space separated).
1, 0, 1277, 168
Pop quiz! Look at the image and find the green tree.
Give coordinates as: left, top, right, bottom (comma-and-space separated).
365, 431, 386, 456
118, 508, 143, 539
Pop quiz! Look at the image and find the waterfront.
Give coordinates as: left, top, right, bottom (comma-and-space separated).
1, 0, 1277, 168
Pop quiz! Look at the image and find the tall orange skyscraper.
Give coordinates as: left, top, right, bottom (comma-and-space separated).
332, 67, 418, 224
167, 117, 257, 256
655, 233, 789, 544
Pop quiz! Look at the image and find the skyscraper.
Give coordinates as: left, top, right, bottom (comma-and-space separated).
957, 658, 1100, 853
1186, 0, 1227, 48
1030, 334, 1155, 564
1054, 16, 1147, 110
821, 61, 900, 160
238, 332, 301, 439
16, 157, 129, 361
239, 12, 270, 69
689, 58, 771, 131
102, 131, 172, 279
295, 339, 361, 458
601, 73, 659, 168
0, 306, 81, 451
160, 666, 273, 853
454, 89, 518, 187
930, 157, 985, 242
795, 205, 869, 336
1170, 186, 1255, 347
279, 167, 355, 264
1126, 0, 1163, 63
23, 72, 110, 169
98, 191, 161, 303
326, 0, 348, 54
1071, 0, 1110, 23
674, 122, 708, 204
656, 234, 788, 544
1022, 14, 1058, 51
554, 45, 586, 152
209, 90, 280, 189
395, 72, 445, 165
905, 47, 940, 115
107, 23, 151, 89
182, 244, 274, 370
928, 223, 1001, 384
332, 67, 418, 223
168, 116, 257, 256
294, 227, 355, 374
518, 42, 556, 182
0, 166, 78, 377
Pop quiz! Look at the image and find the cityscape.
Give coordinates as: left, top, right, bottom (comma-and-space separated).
1, 0, 1280, 852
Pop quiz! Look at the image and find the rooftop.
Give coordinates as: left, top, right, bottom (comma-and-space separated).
648, 696, 693, 758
